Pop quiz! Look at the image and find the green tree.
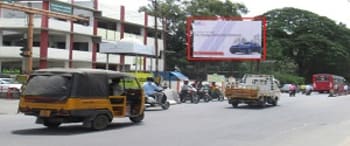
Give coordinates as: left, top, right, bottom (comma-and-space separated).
264, 7, 350, 82
139, 0, 248, 79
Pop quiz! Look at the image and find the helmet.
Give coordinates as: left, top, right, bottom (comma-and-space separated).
146, 77, 154, 82
184, 79, 189, 84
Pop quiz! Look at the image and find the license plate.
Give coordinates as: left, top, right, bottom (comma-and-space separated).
39, 110, 51, 117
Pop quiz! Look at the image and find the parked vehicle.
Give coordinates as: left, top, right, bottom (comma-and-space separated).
18, 68, 145, 130
225, 74, 280, 108
280, 84, 292, 93
0, 78, 22, 98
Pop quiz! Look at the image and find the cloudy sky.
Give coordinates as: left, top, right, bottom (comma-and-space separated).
95, 0, 350, 27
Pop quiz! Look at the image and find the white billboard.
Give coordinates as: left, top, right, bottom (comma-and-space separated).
100, 38, 155, 57
192, 20, 262, 59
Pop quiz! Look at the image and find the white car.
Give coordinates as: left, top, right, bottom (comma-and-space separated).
280, 84, 292, 93
0, 78, 23, 98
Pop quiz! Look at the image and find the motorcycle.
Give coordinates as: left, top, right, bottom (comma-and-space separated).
209, 87, 224, 101
289, 89, 296, 97
304, 87, 312, 96
145, 90, 170, 110
180, 87, 199, 104
304, 85, 313, 96
196, 85, 211, 102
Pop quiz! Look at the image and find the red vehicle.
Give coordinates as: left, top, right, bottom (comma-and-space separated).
312, 74, 346, 94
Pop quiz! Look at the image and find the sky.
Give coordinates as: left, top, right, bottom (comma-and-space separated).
96, 0, 350, 28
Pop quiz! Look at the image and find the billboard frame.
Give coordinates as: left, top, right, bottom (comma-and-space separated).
186, 16, 267, 61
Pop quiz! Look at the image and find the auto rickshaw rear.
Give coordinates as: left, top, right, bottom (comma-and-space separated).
18, 68, 145, 130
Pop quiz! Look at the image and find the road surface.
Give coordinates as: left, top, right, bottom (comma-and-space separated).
1, 93, 350, 146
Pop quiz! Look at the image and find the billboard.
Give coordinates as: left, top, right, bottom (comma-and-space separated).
186, 16, 266, 61
100, 38, 155, 57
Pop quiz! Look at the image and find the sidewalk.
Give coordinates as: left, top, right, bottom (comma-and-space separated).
0, 98, 19, 115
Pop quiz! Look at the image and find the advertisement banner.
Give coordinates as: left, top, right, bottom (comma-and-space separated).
193, 20, 261, 59
186, 16, 266, 61
100, 38, 155, 57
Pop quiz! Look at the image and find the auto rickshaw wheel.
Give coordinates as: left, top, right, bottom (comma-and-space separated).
43, 119, 61, 129
130, 112, 144, 123
91, 114, 110, 130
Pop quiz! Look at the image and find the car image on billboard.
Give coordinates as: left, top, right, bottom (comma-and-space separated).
229, 41, 262, 54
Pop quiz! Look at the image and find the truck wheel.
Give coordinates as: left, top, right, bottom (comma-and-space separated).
43, 119, 61, 129
91, 114, 110, 130
259, 97, 266, 108
130, 112, 144, 123
232, 103, 238, 108
271, 97, 278, 106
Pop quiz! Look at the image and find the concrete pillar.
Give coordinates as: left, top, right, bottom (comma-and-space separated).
39, 0, 49, 69
0, 61, 2, 73
143, 12, 148, 71
0, 31, 3, 46
119, 5, 125, 71
91, 0, 98, 68
140, 28, 145, 37
88, 38, 93, 52
64, 34, 71, 68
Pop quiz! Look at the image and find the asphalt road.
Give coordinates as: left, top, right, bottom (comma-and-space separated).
2, 93, 350, 146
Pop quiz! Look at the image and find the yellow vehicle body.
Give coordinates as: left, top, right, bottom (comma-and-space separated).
18, 68, 145, 130
225, 88, 258, 100
226, 74, 280, 108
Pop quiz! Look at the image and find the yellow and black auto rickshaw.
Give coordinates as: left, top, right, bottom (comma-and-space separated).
18, 68, 145, 130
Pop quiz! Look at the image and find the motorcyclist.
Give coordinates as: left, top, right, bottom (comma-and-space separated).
305, 84, 313, 95
209, 82, 219, 96
180, 79, 197, 102
289, 84, 297, 97
191, 80, 202, 91
143, 77, 163, 99
181, 79, 195, 92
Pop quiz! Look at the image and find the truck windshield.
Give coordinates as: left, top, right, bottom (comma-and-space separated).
24, 75, 72, 98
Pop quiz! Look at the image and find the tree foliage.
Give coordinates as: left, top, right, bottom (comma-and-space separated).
264, 7, 350, 82
139, 3, 350, 82
139, 0, 248, 78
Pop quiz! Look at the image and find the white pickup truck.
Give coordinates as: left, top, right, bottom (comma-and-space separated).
225, 74, 281, 108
